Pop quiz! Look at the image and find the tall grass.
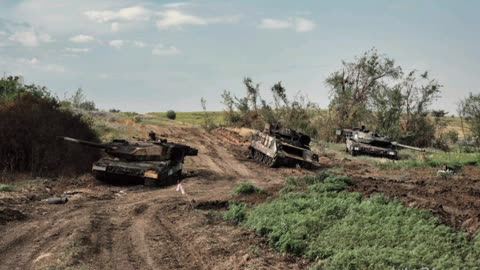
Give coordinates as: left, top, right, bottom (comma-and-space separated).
240, 173, 480, 269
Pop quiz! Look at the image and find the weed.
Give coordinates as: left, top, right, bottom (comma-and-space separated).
233, 182, 263, 195
0, 184, 15, 192
223, 202, 247, 224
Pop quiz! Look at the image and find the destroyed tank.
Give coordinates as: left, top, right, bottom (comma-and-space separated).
336, 127, 425, 159
248, 124, 319, 169
58, 133, 198, 186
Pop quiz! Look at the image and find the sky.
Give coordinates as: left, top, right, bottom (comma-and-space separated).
0, 0, 479, 113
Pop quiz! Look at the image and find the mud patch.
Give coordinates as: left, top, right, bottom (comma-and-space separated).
193, 200, 229, 210
0, 207, 27, 224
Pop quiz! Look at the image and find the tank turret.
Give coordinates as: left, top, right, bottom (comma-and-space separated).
58, 135, 198, 186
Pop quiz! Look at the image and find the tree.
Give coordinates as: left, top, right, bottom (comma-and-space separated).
371, 84, 403, 139
166, 110, 176, 120
326, 49, 402, 128
459, 92, 480, 145
401, 71, 442, 146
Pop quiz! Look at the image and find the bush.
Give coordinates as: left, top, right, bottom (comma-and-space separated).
233, 182, 262, 195
166, 110, 176, 120
223, 203, 247, 224
0, 93, 101, 176
0, 184, 15, 192
242, 173, 480, 269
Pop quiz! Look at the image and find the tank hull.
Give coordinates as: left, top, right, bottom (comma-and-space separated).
346, 138, 398, 159
248, 131, 319, 169
92, 158, 183, 186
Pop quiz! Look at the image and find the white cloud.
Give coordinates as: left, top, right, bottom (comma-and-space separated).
16, 57, 65, 73
85, 6, 150, 23
152, 44, 181, 56
258, 17, 315, 33
111, 22, 120, 32
163, 2, 190, 9
0, 31, 6, 36
133, 41, 146, 48
295, 18, 315, 32
18, 57, 39, 65
69, 34, 94, 43
156, 10, 206, 29
156, 10, 239, 29
109, 39, 125, 48
8, 30, 52, 47
258, 18, 292, 30
65, 47, 91, 53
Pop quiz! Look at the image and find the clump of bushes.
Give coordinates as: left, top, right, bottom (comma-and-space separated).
0, 77, 101, 177
166, 110, 176, 120
233, 182, 263, 195
239, 172, 480, 269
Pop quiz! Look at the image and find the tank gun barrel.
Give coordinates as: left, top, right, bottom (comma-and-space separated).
392, 142, 425, 152
57, 136, 108, 149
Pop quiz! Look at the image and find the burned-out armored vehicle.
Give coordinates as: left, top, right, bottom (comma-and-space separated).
58, 134, 198, 186
336, 127, 424, 159
248, 124, 319, 169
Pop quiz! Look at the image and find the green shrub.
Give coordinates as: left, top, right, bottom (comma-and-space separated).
223, 202, 247, 224
233, 182, 262, 195
166, 110, 176, 120
0, 184, 15, 192
242, 173, 480, 269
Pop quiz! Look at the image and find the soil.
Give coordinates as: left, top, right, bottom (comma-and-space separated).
1, 124, 479, 269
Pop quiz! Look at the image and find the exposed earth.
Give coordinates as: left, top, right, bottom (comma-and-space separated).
1, 124, 479, 269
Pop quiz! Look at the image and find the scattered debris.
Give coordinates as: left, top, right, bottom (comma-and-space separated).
63, 190, 82, 196
46, 197, 68, 204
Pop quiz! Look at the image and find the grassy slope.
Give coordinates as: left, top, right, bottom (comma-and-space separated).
230, 174, 480, 270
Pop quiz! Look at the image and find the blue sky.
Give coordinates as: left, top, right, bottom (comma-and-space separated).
0, 0, 478, 113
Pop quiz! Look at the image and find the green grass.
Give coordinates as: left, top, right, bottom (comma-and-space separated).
233, 182, 263, 195
237, 173, 480, 270
0, 184, 15, 192
377, 151, 480, 170
146, 111, 225, 126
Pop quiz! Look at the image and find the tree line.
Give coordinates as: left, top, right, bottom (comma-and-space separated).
220, 49, 480, 148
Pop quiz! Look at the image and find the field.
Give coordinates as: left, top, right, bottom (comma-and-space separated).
1, 111, 479, 269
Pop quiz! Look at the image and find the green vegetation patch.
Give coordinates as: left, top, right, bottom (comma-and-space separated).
377, 151, 480, 170
233, 182, 263, 195
0, 184, 15, 192
223, 202, 247, 224
240, 173, 480, 269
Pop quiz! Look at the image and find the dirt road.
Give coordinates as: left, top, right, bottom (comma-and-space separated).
0, 126, 311, 270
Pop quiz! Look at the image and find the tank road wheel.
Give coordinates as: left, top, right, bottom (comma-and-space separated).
267, 157, 278, 168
